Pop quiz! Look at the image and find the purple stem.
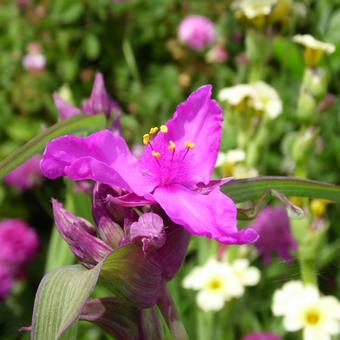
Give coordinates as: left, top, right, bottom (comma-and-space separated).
157, 282, 189, 340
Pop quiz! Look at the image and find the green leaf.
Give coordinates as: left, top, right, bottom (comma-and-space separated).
32, 264, 102, 340
100, 244, 162, 308
222, 176, 340, 203
0, 114, 106, 179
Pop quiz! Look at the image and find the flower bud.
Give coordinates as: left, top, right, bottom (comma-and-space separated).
296, 90, 317, 124
303, 68, 329, 99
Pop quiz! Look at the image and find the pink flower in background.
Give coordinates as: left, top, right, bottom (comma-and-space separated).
0, 267, 13, 301
4, 155, 42, 191
0, 219, 39, 300
242, 332, 283, 340
249, 206, 298, 265
178, 15, 216, 50
53, 72, 121, 132
41, 85, 258, 245
16, 0, 30, 9
22, 43, 46, 71
206, 46, 229, 63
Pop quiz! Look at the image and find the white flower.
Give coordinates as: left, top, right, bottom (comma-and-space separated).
183, 258, 261, 312
233, 165, 259, 178
272, 280, 306, 316
215, 149, 246, 168
183, 259, 243, 312
272, 281, 340, 340
231, 259, 261, 287
218, 84, 255, 106
233, 0, 278, 19
219, 82, 282, 118
293, 34, 335, 54
251, 81, 283, 118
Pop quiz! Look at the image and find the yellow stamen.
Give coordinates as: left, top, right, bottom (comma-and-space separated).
149, 127, 159, 135
151, 151, 161, 158
184, 141, 195, 149
143, 134, 150, 145
160, 125, 168, 133
168, 140, 176, 151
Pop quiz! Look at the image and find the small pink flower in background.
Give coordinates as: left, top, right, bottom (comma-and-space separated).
206, 46, 229, 63
22, 43, 46, 71
4, 155, 42, 191
16, 0, 30, 9
0, 219, 39, 300
242, 332, 283, 340
178, 15, 216, 50
249, 206, 298, 265
0, 267, 13, 301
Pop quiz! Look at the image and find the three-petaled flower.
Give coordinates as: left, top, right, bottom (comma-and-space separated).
41, 85, 258, 244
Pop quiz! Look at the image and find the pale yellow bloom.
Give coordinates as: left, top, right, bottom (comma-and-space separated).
233, 0, 278, 19
293, 35, 335, 54
293, 34, 335, 67
272, 281, 340, 340
218, 84, 255, 107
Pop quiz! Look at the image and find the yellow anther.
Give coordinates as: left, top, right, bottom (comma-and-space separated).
184, 141, 195, 149
151, 151, 161, 158
168, 140, 176, 151
160, 125, 168, 133
143, 134, 150, 145
149, 127, 159, 135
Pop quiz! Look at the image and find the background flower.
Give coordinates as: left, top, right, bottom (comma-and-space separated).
249, 206, 298, 264
178, 15, 216, 50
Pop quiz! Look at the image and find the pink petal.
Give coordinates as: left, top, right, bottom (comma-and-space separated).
196, 177, 233, 194
160, 85, 223, 185
40, 130, 157, 195
153, 184, 258, 245
129, 213, 166, 253
53, 94, 81, 120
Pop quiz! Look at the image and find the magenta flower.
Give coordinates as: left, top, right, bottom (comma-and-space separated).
0, 219, 39, 300
4, 155, 42, 191
0, 267, 13, 301
242, 332, 283, 340
41, 85, 258, 245
52, 183, 191, 306
54, 72, 121, 132
178, 15, 216, 50
249, 206, 298, 265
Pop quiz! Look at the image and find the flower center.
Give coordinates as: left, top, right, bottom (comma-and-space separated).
305, 309, 321, 326
207, 277, 223, 291
142, 124, 195, 186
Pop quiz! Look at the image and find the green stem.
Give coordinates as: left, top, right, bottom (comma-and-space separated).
299, 257, 318, 286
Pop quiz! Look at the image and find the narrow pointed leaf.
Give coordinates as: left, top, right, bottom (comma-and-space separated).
223, 176, 340, 203
32, 263, 102, 340
0, 114, 106, 179
100, 244, 162, 308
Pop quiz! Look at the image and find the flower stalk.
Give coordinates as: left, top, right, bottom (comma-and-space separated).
158, 282, 189, 340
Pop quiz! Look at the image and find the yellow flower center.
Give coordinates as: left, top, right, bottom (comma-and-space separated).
207, 278, 223, 291
305, 309, 321, 326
